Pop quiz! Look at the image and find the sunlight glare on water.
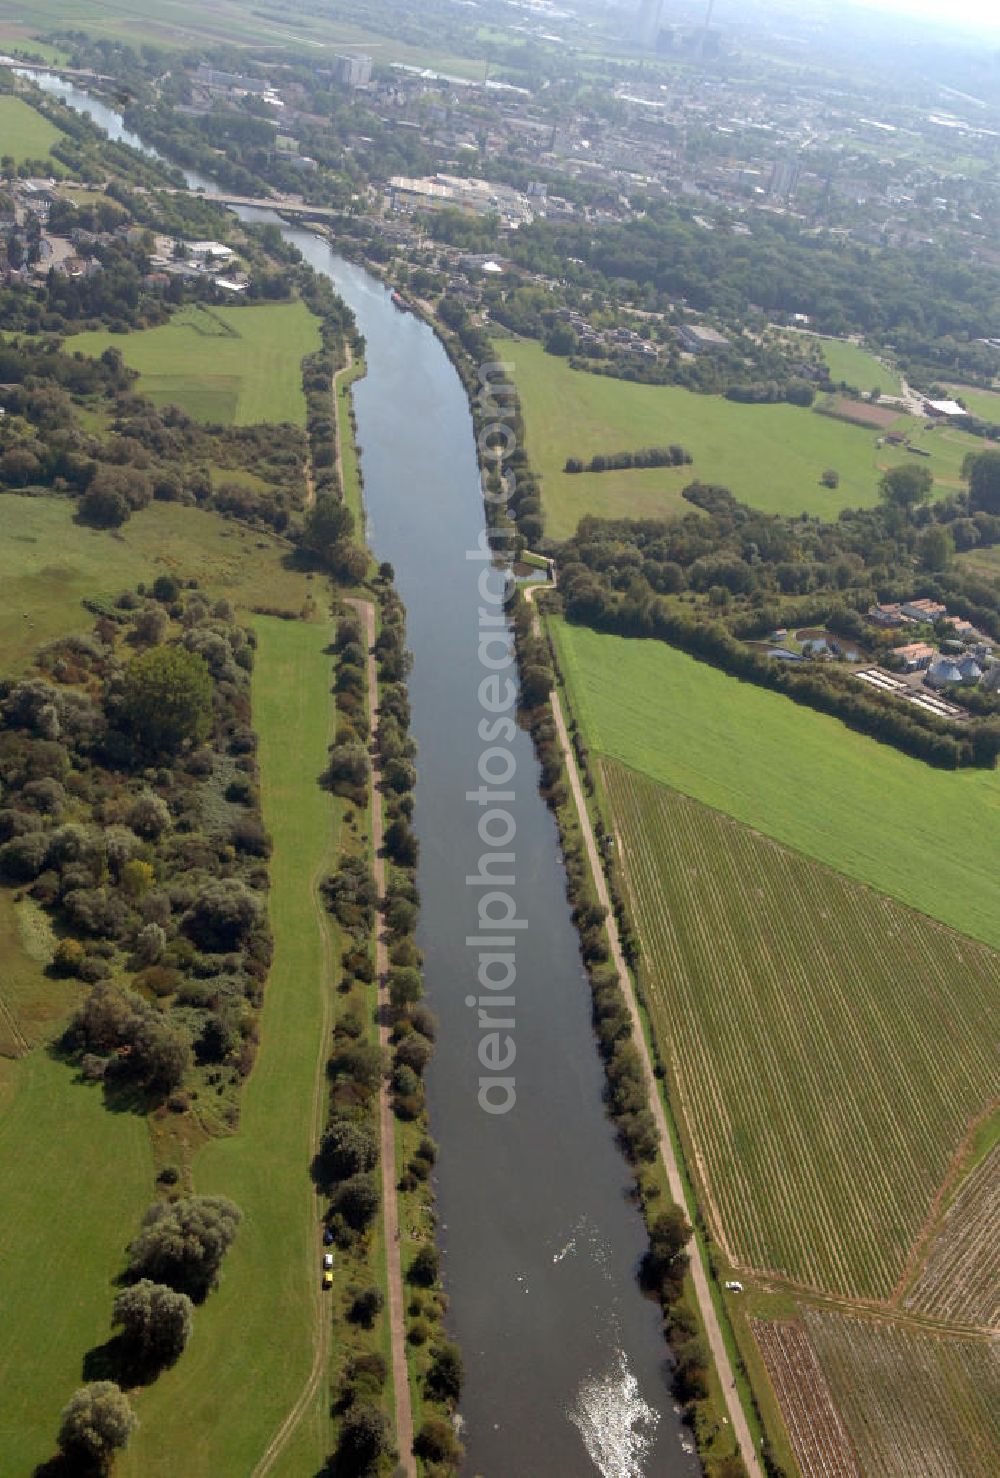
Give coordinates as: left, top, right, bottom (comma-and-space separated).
569, 1349, 662, 1478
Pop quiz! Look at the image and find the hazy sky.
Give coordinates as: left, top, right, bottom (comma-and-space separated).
843, 0, 1000, 34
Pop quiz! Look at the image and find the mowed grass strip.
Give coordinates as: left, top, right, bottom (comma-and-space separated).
605, 763, 999, 1299
0, 94, 65, 164
803, 1309, 1000, 1477
69, 302, 321, 426
120, 617, 336, 1478
554, 619, 1000, 948
0, 1051, 153, 1473
498, 338, 984, 535
0, 495, 309, 673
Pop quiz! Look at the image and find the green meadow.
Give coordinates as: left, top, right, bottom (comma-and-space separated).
498, 338, 965, 537
553, 618, 1000, 949
121, 617, 338, 1477
821, 337, 903, 397
0, 1043, 152, 1472
69, 303, 321, 426
946, 384, 1000, 421
0, 494, 311, 673
0, 94, 65, 166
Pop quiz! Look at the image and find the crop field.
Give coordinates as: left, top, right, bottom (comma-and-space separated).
804, 1309, 1000, 1477
495, 338, 976, 536
0, 94, 65, 165
0, 494, 311, 672
751, 1321, 859, 1478
554, 620, 1000, 949
604, 762, 1000, 1298
820, 338, 903, 397
904, 1146, 1000, 1328
120, 618, 338, 1477
69, 302, 321, 426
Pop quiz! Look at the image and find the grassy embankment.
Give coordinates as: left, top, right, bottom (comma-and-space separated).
69, 302, 322, 427
120, 617, 341, 1476
0, 94, 65, 165
497, 337, 981, 536
553, 619, 999, 949
946, 383, 1000, 421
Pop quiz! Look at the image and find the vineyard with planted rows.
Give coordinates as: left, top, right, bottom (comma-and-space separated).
751, 1320, 859, 1478
605, 762, 1000, 1299
905, 1145, 1000, 1329
804, 1309, 1000, 1476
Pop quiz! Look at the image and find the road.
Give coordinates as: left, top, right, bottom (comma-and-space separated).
526, 586, 763, 1477
351, 596, 417, 1478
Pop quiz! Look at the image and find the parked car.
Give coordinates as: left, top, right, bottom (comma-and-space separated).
724, 1280, 744, 1293
322, 1270, 334, 1290
323, 1252, 334, 1270
323, 1226, 334, 1246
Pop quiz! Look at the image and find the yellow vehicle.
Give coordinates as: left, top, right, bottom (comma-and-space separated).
322, 1269, 334, 1290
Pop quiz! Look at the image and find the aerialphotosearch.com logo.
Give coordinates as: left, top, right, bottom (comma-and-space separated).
465, 360, 522, 1116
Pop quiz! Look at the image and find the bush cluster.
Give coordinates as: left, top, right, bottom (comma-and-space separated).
0, 587, 272, 1110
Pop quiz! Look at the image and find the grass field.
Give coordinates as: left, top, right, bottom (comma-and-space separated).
959, 544, 1000, 586
69, 303, 321, 426
497, 339, 973, 536
804, 1309, 1000, 1477
553, 620, 1000, 949
120, 617, 337, 1476
946, 384, 1000, 421
0, 94, 65, 165
0, 1048, 152, 1474
820, 338, 903, 398
606, 763, 999, 1299
0, 494, 312, 672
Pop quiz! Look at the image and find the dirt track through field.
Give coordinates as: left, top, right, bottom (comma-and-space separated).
526, 586, 761, 1476
351, 596, 416, 1476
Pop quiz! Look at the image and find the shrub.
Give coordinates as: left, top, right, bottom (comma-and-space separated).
57, 1382, 137, 1467
348, 1285, 384, 1329
52, 937, 86, 977
183, 879, 262, 951
408, 1243, 439, 1287
126, 1195, 242, 1302
118, 645, 213, 756
426, 1341, 464, 1404
414, 1416, 463, 1464
111, 1279, 193, 1373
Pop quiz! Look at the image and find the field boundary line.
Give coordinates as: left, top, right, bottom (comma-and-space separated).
532, 596, 761, 1475
350, 596, 416, 1478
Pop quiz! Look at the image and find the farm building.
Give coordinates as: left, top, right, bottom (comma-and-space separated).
923, 398, 969, 419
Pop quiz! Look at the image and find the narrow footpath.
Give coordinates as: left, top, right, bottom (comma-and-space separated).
350, 596, 417, 1478
529, 590, 762, 1477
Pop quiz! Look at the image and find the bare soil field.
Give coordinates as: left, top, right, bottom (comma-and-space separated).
751, 1320, 859, 1478
822, 395, 902, 429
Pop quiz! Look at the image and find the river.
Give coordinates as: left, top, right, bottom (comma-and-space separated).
29, 72, 696, 1477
